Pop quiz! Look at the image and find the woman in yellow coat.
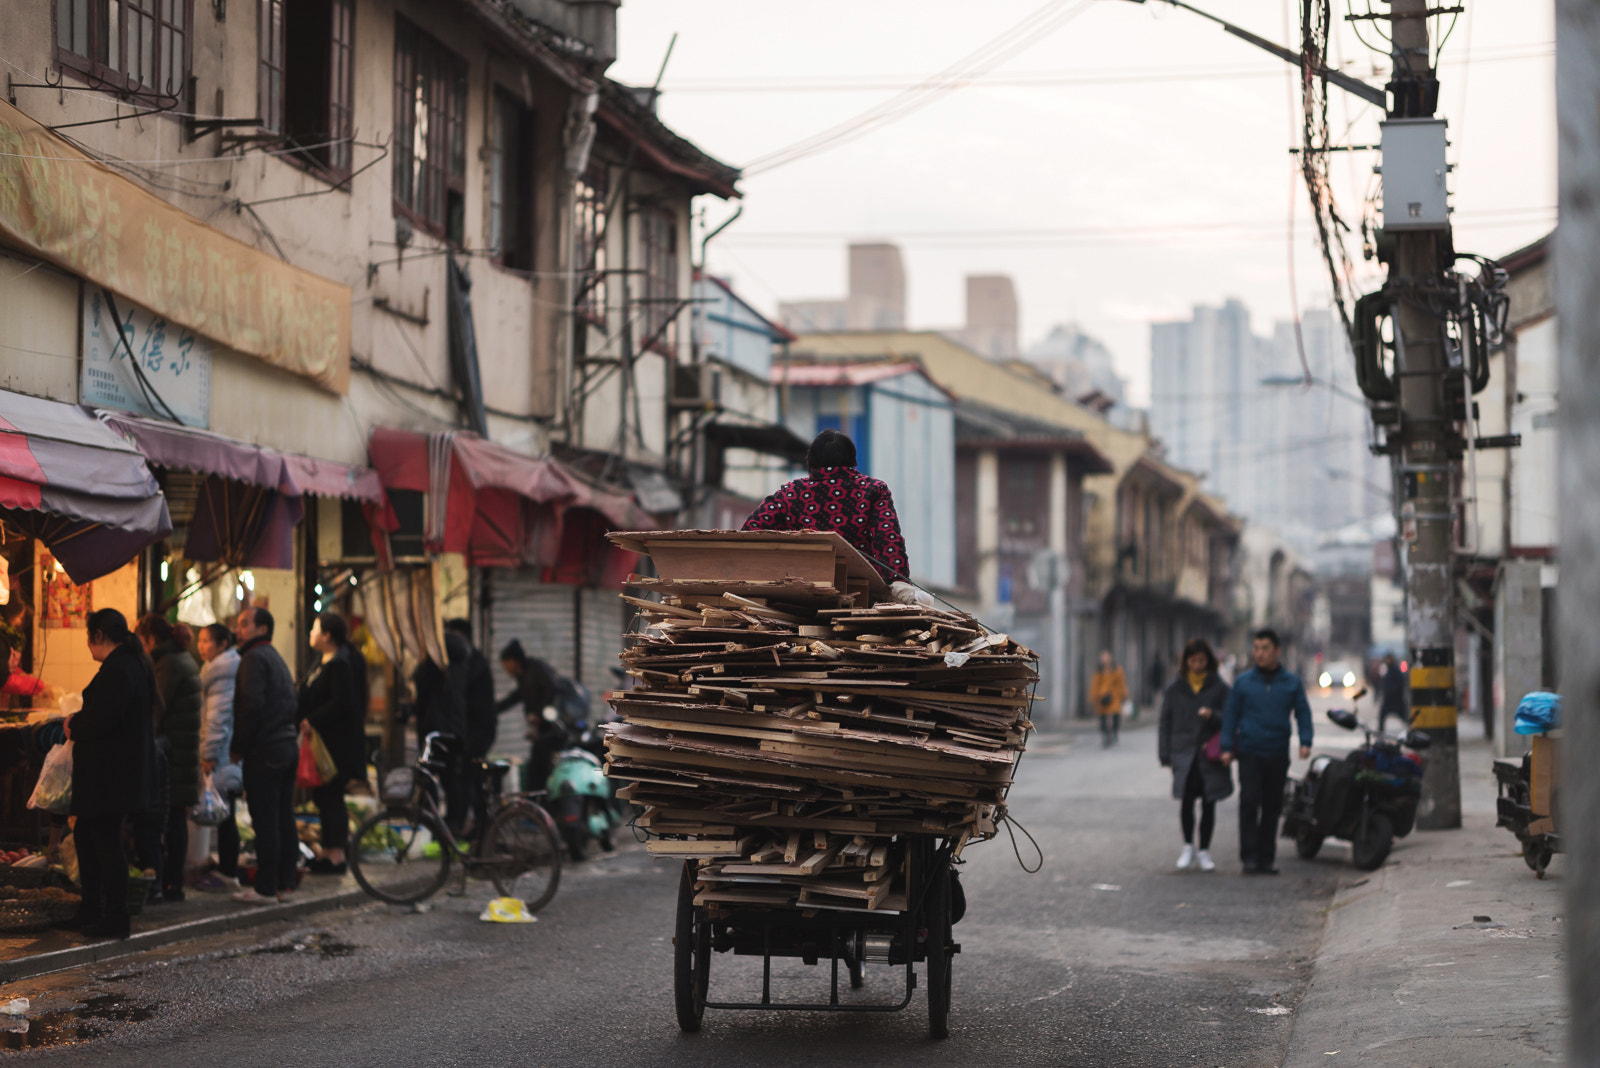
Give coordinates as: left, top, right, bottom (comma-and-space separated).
1090, 650, 1129, 748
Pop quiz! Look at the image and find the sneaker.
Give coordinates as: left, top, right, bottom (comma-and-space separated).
193, 873, 240, 893
232, 890, 276, 905
1196, 850, 1216, 872
1176, 844, 1195, 871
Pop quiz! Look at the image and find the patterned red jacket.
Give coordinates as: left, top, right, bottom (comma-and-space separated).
741, 466, 909, 584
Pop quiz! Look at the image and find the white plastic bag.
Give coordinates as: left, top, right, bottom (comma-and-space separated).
27, 741, 72, 815
190, 772, 231, 827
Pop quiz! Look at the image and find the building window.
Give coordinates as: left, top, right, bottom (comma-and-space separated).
393, 17, 467, 242
639, 207, 678, 353
574, 164, 607, 322
488, 90, 535, 271
56, 0, 189, 99
257, 0, 356, 177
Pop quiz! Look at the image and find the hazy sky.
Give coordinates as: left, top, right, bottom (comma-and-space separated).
608, 0, 1555, 406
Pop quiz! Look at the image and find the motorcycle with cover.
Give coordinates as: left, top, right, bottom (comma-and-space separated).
1281, 692, 1431, 871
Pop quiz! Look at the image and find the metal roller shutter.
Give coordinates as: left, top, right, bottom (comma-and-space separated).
578, 586, 631, 693
486, 570, 576, 702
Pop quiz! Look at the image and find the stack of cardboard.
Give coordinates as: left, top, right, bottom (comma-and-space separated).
603, 530, 1038, 912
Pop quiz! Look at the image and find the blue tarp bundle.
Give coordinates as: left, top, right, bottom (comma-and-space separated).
1514, 691, 1562, 735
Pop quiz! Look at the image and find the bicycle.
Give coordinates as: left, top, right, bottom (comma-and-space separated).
350, 732, 562, 910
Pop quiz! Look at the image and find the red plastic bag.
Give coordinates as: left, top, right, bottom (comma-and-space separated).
296, 736, 324, 789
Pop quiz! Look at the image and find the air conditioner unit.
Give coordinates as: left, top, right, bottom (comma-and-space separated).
669, 363, 720, 410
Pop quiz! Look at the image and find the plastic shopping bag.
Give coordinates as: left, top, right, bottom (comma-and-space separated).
190, 772, 231, 827
296, 736, 325, 789
27, 740, 72, 815
1514, 691, 1561, 735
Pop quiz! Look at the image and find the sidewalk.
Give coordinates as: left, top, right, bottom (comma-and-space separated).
0, 871, 369, 984
1284, 724, 1566, 1066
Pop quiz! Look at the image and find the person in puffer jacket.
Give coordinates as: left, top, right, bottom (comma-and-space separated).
195, 623, 244, 892
136, 615, 203, 903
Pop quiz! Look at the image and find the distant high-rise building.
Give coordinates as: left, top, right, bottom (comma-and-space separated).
1149, 302, 1381, 552
949, 275, 1019, 359
778, 242, 905, 333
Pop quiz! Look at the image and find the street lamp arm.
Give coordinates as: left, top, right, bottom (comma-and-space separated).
1127, 0, 1388, 110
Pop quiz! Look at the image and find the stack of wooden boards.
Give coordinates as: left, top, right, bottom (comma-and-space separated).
602, 530, 1038, 914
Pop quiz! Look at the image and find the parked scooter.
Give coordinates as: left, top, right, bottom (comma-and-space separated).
543, 683, 622, 861
1280, 689, 1432, 870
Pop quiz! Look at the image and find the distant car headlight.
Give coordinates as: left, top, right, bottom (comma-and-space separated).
1343, 671, 1357, 688
1319, 671, 1332, 688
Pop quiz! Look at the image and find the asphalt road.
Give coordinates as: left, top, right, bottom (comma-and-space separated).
5, 713, 1354, 1067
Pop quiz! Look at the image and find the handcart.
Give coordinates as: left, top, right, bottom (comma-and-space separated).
673, 834, 960, 1038
1494, 730, 1562, 878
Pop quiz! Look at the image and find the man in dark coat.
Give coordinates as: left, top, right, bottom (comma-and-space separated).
1158, 639, 1233, 873
413, 629, 478, 830
446, 619, 498, 760
1377, 653, 1408, 734
136, 615, 202, 902
66, 608, 157, 939
230, 607, 301, 903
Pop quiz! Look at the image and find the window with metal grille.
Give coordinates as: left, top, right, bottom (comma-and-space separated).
488, 90, 535, 271
574, 164, 608, 323
257, 0, 356, 177
639, 207, 678, 354
393, 17, 467, 243
55, 0, 189, 100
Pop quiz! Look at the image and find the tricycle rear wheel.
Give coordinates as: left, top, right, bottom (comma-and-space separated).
674, 861, 711, 1032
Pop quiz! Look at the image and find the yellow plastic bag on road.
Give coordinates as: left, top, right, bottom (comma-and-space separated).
479, 897, 538, 923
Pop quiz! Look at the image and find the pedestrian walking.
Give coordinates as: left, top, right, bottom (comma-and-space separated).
229, 607, 301, 904
1219, 628, 1313, 875
414, 628, 475, 830
62, 609, 158, 940
1090, 650, 1129, 748
1377, 653, 1407, 735
498, 639, 559, 793
1158, 638, 1233, 872
299, 612, 367, 875
194, 622, 243, 893
134, 615, 202, 902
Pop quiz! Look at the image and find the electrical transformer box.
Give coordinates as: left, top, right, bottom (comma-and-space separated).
1380, 118, 1449, 231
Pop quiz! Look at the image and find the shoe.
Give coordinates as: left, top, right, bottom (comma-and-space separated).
192, 873, 240, 893
162, 888, 185, 903
55, 911, 101, 932
232, 890, 276, 905
276, 889, 298, 903
306, 858, 347, 876
145, 884, 166, 905
1176, 844, 1195, 871
82, 915, 131, 940
1258, 865, 1280, 876
1196, 850, 1216, 872
1242, 861, 1260, 875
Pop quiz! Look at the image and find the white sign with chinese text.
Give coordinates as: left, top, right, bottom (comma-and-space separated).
80, 289, 211, 428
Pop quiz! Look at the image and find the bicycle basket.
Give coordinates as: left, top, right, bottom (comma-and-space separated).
381, 767, 417, 806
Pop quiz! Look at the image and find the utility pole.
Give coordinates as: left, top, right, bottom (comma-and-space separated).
1124, 0, 1466, 828
1385, 0, 1460, 830
1554, 3, 1600, 1059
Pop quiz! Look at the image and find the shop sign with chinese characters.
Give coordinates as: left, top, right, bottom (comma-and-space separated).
80, 290, 211, 428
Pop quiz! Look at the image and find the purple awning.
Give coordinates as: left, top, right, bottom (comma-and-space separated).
98, 412, 384, 571
0, 390, 171, 583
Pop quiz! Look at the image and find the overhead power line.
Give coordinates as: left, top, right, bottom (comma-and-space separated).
740, 0, 1095, 176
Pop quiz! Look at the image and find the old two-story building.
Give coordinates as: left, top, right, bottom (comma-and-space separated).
0, 1, 737, 764
782, 331, 1242, 720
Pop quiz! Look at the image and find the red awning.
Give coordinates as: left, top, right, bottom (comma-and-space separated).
0, 390, 171, 584
367, 427, 651, 572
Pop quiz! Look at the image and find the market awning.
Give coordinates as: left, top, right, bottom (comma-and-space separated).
0, 390, 171, 584
368, 427, 651, 574
100, 411, 384, 570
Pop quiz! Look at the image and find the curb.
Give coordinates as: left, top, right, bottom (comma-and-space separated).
0, 886, 372, 985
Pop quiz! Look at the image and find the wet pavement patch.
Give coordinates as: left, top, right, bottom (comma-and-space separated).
250, 931, 359, 958
0, 994, 157, 1051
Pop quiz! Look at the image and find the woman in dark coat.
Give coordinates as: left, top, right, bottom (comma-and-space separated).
136, 614, 202, 902
1157, 637, 1233, 873
65, 608, 158, 939
298, 612, 367, 873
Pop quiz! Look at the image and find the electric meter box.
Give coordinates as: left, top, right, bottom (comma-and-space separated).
1380, 118, 1449, 231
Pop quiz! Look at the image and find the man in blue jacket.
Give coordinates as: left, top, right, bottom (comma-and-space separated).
1220, 629, 1313, 874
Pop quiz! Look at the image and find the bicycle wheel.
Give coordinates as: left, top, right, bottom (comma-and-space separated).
350, 806, 454, 905
481, 801, 562, 912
